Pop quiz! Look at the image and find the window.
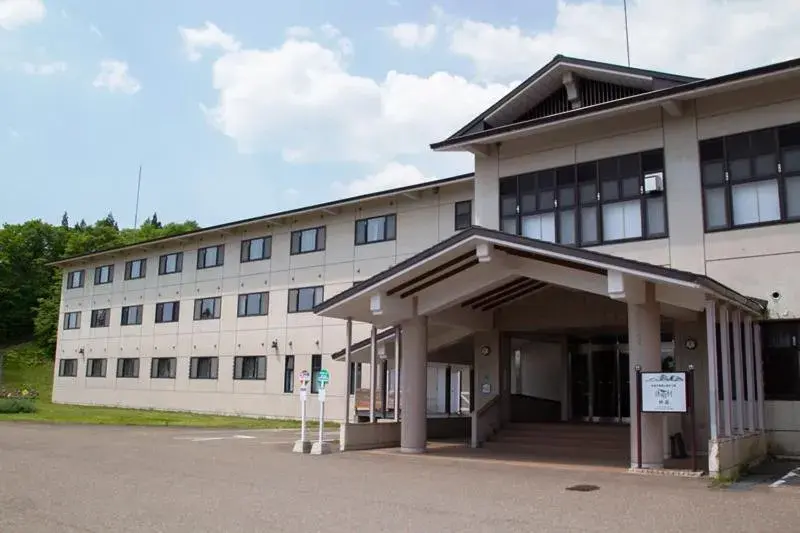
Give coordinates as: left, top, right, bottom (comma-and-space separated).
454, 200, 472, 230
58, 358, 78, 377
288, 286, 324, 313
284, 355, 295, 393
155, 301, 180, 323
158, 252, 183, 275
290, 227, 326, 254
193, 297, 221, 320
499, 149, 667, 246
234, 356, 267, 380
116, 358, 140, 378
124, 258, 147, 280
238, 292, 269, 317
241, 236, 272, 262
66, 270, 84, 289
189, 357, 219, 379
349, 362, 362, 394
355, 214, 396, 245
310, 354, 322, 394
151, 357, 177, 379
197, 245, 224, 269
90, 308, 110, 328
701, 124, 800, 231
86, 358, 107, 378
762, 321, 800, 400
94, 264, 114, 285
63, 311, 81, 330
120, 305, 143, 326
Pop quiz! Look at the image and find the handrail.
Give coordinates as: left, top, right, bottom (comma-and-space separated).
476, 394, 501, 417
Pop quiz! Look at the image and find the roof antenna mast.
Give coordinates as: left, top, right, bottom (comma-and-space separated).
134, 164, 142, 228
623, 0, 631, 66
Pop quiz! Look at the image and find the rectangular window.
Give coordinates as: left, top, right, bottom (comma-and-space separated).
189, 356, 219, 379
454, 200, 472, 230
349, 362, 362, 395
155, 301, 180, 323
86, 358, 107, 378
193, 297, 221, 320
90, 308, 110, 328
63, 311, 81, 330
762, 321, 800, 400
234, 356, 267, 380
237, 292, 269, 317
355, 214, 397, 245
116, 358, 140, 378
94, 264, 114, 285
310, 354, 322, 394
150, 357, 177, 379
66, 270, 84, 289
120, 305, 143, 326
284, 355, 295, 393
197, 245, 225, 269
288, 286, 324, 313
158, 252, 183, 275
124, 258, 147, 280
290, 227, 326, 254
58, 358, 78, 377
240, 236, 272, 262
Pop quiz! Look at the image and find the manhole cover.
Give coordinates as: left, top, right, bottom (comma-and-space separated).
566, 484, 600, 492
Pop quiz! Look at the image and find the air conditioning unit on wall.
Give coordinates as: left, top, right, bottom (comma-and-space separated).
643, 172, 664, 194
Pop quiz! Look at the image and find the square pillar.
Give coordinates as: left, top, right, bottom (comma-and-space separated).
704, 301, 720, 440
344, 319, 353, 424
393, 326, 401, 422
754, 323, 765, 431
369, 325, 377, 423
732, 310, 745, 435
744, 316, 756, 432
628, 282, 664, 468
719, 305, 733, 437
400, 314, 428, 453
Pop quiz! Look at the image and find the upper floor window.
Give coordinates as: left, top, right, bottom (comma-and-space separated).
290, 227, 326, 255
288, 286, 324, 313
63, 311, 81, 330
499, 149, 666, 246
454, 201, 472, 230
120, 305, 143, 326
238, 292, 269, 317
155, 301, 180, 323
701, 123, 800, 231
124, 258, 147, 280
66, 270, 84, 289
158, 252, 183, 275
193, 297, 221, 320
197, 245, 224, 269
90, 308, 110, 328
241, 236, 272, 262
355, 214, 396, 245
94, 264, 114, 285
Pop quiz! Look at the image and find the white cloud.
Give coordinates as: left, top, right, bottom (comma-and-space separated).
22, 61, 67, 75
446, 0, 800, 82
179, 21, 240, 62
0, 0, 45, 30
384, 23, 437, 48
331, 162, 429, 197
92, 60, 141, 94
286, 26, 313, 39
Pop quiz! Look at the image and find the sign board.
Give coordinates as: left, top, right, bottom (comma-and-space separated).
317, 369, 330, 386
640, 372, 688, 413
299, 370, 310, 384
318, 388, 327, 402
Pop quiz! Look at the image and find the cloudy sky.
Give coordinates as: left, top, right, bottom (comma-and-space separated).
1, 0, 798, 227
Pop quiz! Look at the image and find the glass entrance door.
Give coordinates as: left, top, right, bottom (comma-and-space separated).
569, 343, 628, 424
592, 350, 618, 421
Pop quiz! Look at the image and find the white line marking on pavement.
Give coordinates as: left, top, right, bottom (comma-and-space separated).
770, 467, 800, 488
174, 434, 258, 442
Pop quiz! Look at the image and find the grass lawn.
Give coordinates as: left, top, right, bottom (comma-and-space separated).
1, 343, 335, 429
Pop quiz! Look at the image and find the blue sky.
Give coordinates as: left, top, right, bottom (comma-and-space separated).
0, 0, 794, 228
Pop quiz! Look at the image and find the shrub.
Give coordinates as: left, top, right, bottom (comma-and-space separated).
0, 398, 37, 414
0, 388, 40, 400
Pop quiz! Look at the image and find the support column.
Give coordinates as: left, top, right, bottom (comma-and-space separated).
344, 318, 352, 424
754, 323, 765, 431
732, 310, 745, 435
628, 283, 664, 468
719, 306, 733, 436
744, 315, 756, 432
705, 301, 720, 440
400, 314, 428, 453
393, 326, 401, 422
369, 325, 377, 423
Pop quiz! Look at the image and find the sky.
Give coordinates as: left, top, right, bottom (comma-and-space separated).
1, 0, 799, 228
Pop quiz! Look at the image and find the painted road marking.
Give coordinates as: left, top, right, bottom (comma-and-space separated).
769, 466, 800, 488
174, 434, 257, 442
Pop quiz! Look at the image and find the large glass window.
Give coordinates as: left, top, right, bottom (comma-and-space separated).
290, 227, 326, 254
288, 286, 324, 313
240, 236, 272, 262
355, 214, 396, 245
197, 245, 224, 269
762, 321, 800, 400
238, 292, 269, 317
158, 252, 183, 275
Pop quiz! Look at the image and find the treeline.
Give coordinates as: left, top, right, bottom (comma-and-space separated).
0, 212, 199, 354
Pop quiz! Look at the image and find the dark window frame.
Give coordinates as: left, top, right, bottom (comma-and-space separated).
240, 236, 272, 262
193, 297, 221, 320
90, 308, 110, 328
349, 362, 363, 395
158, 252, 184, 275
234, 356, 267, 380
151, 357, 177, 379
197, 244, 225, 270
120, 305, 143, 326
189, 356, 219, 380
762, 320, 800, 401
86, 358, 107, 378
283, 355, 295, 393
94, 264, 114, 285
355, 214, 397, 245
288, 286, 324, 313
290, 226, 326, 255
116, 358, 140, 378
237, 292, 269, 317
310, 354, 322, 394
454, 200, 472, 230
66, 270, 85, 289
155, 301, 180, 323
124, 258, 147, 280
63, 311, 81, 330
58, 358, 78, 377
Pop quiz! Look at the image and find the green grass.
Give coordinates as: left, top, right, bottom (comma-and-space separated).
0, 342, 335, 429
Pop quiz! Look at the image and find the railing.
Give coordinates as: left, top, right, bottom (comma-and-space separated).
471, 394, 502, 448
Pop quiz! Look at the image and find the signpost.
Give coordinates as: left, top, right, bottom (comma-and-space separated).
310, 369, 331, 455
292, 370, 312, 454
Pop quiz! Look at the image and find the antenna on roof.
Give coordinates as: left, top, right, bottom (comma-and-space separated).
133, 164, 142, 228
623, 0, 631, 66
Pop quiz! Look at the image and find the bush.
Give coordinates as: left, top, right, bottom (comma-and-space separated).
0, 388, 40, 400
0, 398, 37, 414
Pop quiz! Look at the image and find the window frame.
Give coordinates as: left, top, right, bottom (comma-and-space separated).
287, 286, 324, 313
158, 252, 184, 275
58, 358, 78, 377
237, 292, 269, 317
234, 356, 267, 380
66, 270, 85, 289
93, 264, 114, 285
189, 356, 219, 380
63, 311, 81, 330
197, 244, 225, 270
762, 320, 800, 401
355, 214, 397, 245
193, 297, 221, 321
310, 354, 322, 394
283, 355, 295, 393
240, 236, 272, 263
454, 200, 472, 230
349, 362, 363, 394
116, 358, 140, 378
155, 301, 180, 323
290, 226, 326, 255
120, 305, 143, 326
150, 357, 177, 379
124, 258, 147, 280
86, 358, 107, 378
90, 308, 110, 328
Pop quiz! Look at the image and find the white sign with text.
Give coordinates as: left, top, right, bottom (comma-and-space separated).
641, 372, 688, 413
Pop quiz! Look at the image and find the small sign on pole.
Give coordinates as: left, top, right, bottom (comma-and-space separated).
292, 369, 312, 454
311, 368, 331, 455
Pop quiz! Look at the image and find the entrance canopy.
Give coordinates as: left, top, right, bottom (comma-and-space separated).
314, 227, 765, 328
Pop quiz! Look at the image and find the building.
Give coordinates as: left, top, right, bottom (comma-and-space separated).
52, 55, 800, 476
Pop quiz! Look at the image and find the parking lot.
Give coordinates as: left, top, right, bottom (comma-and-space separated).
1, 423, 798, 533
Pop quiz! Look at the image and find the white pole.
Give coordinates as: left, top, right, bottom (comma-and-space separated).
370, 325, 377, 423
300, 394, 307, 442
292, 371, 311, 453
318, 392, 325, 444
705, 300, 719, 441
394, 326, 401, 422
310, 378, 331, 455
344, 318, 352, 424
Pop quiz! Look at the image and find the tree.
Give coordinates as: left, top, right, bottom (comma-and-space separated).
61, 212, 69, 229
